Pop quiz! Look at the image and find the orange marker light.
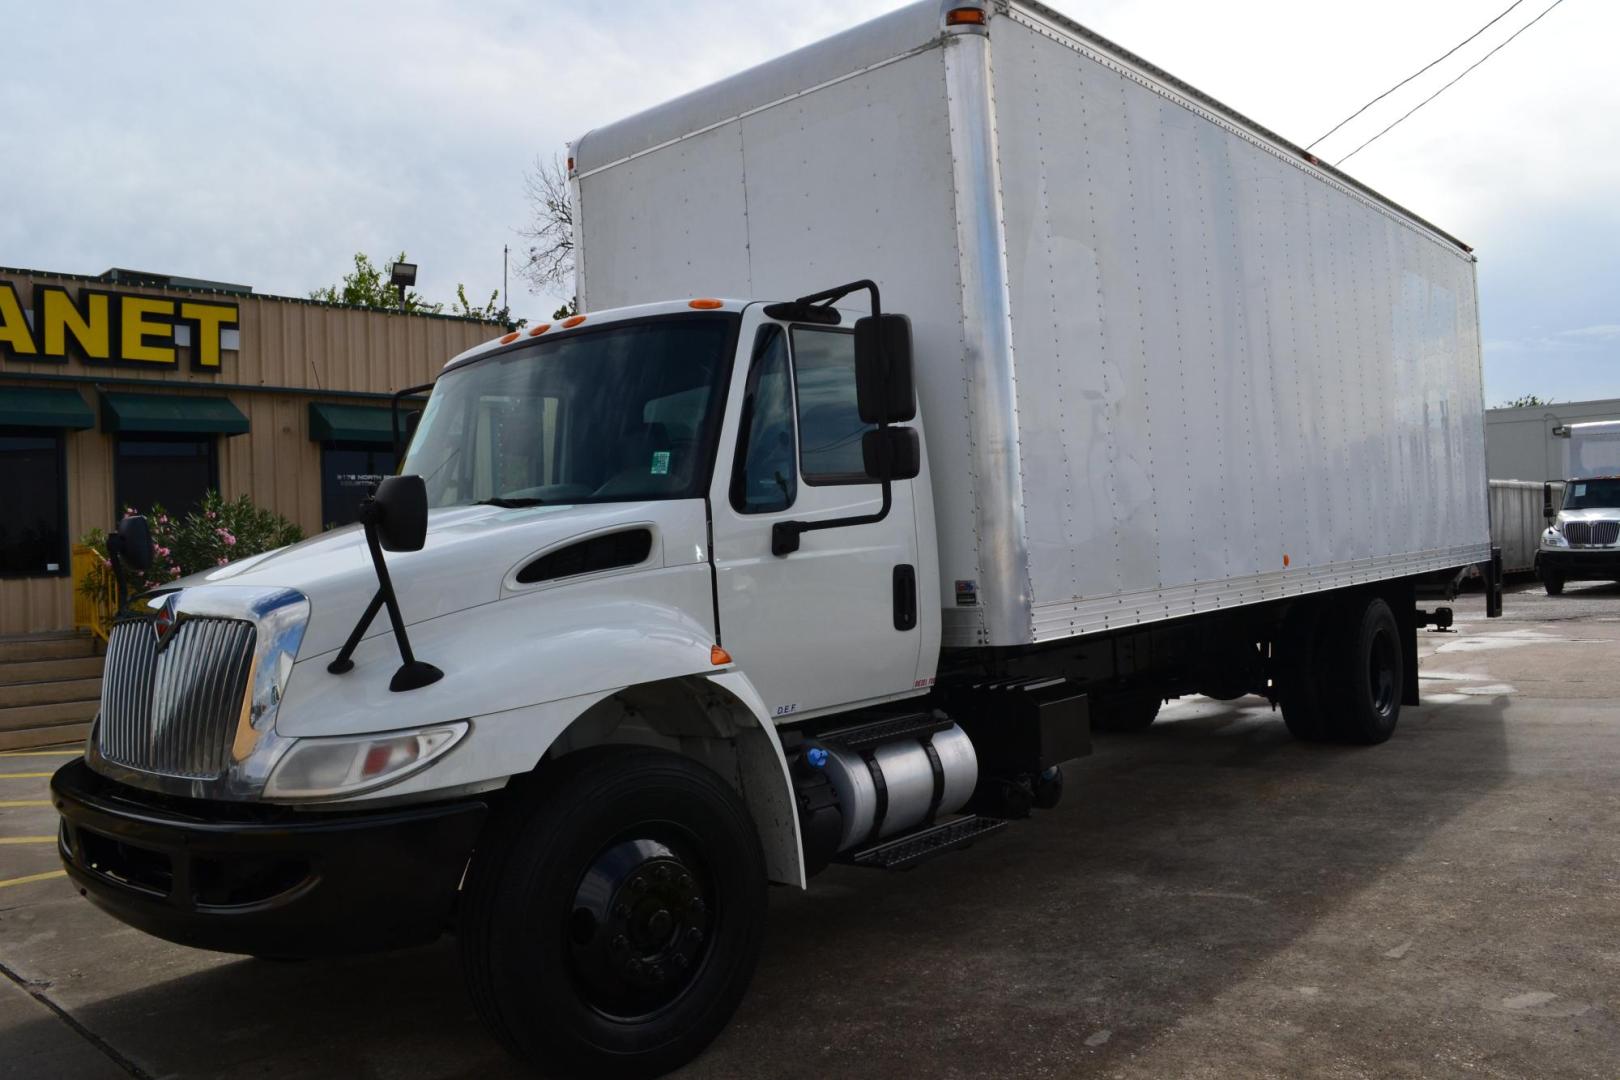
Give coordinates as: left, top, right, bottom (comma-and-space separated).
527, 322, 551, 337
1283, 553, 1291, 567
562, 314, 587, 328
689, 298, 724, 309
946, 7, 985, 25
710, 645, 732, 666
499, 331, 520, 344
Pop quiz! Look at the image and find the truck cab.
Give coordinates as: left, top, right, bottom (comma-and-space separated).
1539, 421, 1620, 594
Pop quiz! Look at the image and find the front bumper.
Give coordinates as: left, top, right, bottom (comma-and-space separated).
52, 758, 488, 958
1539, 548, 1620, 580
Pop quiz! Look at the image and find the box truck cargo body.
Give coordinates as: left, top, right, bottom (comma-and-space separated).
572, 0, 1491, 648
55, 3, 1500, 1076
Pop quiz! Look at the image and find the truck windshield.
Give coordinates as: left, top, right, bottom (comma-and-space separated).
1563, 478, 1620, 510
403, 315, 736, 508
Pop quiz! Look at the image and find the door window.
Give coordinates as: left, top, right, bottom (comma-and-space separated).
730, 327, 797, 514
790, 327, 873, 484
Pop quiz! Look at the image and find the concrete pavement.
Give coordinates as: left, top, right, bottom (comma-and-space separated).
2, 580, 1617, 1078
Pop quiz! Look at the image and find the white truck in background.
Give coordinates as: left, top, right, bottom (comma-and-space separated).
1538, 419, 1620, 593
55, 3, 1500, 1076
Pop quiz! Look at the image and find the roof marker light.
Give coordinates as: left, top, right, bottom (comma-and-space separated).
499, 331, 520, 344
562, 314, 587, 328
946, 7, 986, 25
710, 645, 732, 666
527, 322, 551, 337
689, 298, 724, 309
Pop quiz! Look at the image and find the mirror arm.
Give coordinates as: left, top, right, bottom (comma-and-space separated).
771, 479, 892, 557
391, 381, 434, 458
326, 504, 443, 692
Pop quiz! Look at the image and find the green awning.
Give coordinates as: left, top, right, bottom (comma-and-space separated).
100, 391, 249, 435
0, 386, 95, 430
308, 402, 411, 445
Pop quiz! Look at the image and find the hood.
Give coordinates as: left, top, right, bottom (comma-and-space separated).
1557, 508, 1620, 524
168, 500, 696, 659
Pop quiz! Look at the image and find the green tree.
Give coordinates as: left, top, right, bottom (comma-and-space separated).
452, 284, 524, 330
310, 251, 443, 313
1497, 394, 1553, 408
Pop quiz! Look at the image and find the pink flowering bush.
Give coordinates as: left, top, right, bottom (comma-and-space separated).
79, 491, 302, 602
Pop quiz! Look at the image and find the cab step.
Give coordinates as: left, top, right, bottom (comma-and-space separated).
845, 814, 1007, 871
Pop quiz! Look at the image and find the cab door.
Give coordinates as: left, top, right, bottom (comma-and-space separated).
708, 308, 925, 721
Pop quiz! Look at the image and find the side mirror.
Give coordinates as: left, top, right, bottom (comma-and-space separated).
1543, 481, 1555, 523
113, 514, 154, 571
854, 313, 916, 424
862, 426, 921, 482
368, 474, 429, 552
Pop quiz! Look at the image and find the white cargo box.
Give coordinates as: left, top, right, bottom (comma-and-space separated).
571, 0, 1491, 648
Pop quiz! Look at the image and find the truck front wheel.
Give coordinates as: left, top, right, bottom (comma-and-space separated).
459, 746, 766, 1078
1543, 568, 1565, 595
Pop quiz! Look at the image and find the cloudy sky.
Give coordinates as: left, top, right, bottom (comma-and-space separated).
3, 1, 1611, 405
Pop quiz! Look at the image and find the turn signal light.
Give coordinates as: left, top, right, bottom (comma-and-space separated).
710, 645, 732, 666
946, 7, 985, 25
689, 298, 724, 309
499, 331, 520, 344
562, 314, 587, 328
527, 322, 551, 337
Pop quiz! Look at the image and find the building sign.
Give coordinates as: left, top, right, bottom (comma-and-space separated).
0, 280, 239, 371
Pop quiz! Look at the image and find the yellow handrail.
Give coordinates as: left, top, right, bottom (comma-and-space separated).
71, 544, 115, 644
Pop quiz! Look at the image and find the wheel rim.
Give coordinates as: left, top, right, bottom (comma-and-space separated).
1368, 628, 1398, 718
566, 835, 713, 1021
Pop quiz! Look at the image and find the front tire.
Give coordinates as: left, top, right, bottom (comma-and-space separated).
1543, 568, 1565, 595
460, 746, 766, 1079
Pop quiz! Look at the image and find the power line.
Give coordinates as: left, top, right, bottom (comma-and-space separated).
1306, 0, 1528, 151
1334, 0, 1569, 167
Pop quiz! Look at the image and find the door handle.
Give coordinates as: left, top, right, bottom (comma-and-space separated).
893, 564, 917, 631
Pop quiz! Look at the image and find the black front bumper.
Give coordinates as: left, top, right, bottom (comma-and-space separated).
52, 758, 488, 958
1539, 549, 1620, 580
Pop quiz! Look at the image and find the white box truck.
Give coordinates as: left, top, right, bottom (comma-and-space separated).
55, 2, 1501, 1075
1537, 419, 1620, 592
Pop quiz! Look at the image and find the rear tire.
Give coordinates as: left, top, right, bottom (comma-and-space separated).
1276, 600, 1338, 742
1320, 597, 1404, 745
459, 746, 766, 1079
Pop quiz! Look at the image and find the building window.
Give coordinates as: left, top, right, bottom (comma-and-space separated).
115, 436, 217, 518
320, 444, 399, 527
0, 431, 67, 577
790, 326, 874, 484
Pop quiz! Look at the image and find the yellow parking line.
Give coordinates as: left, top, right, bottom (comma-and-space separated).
0, 773, 54, 779
0, 751, 78, 758
0, 837, 55, 845
0, 870, 67, 890
0, 800, 51, 808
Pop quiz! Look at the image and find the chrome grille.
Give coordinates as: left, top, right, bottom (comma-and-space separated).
98, 616, 257, 779
1563, 521, 1620, 546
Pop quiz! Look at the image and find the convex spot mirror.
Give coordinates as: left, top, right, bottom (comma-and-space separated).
369, 474, 429, 552
862, 426, 921, 482
110, 514, 154, 572
854, 313, 916, 425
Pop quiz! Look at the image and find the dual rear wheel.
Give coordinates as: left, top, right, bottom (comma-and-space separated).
1276, 595, 1404, 744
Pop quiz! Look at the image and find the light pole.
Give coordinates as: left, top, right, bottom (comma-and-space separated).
388, 261, 418, 314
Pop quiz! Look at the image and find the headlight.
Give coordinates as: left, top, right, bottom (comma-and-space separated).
1542, 527, 1569, 548
264, 722, 468, 800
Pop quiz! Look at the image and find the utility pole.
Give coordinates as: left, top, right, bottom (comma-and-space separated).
503, 244, 509, 310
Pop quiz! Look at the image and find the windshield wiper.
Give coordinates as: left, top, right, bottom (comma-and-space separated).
476, 496, 546, 508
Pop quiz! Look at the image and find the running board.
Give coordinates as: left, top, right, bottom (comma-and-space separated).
844, 815, 1008, 871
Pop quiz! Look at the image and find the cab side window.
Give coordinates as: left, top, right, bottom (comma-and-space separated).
730, 327, 797, 514
791, 327, 874, 483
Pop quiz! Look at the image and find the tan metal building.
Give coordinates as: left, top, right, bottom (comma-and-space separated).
0, 265, 500, 639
